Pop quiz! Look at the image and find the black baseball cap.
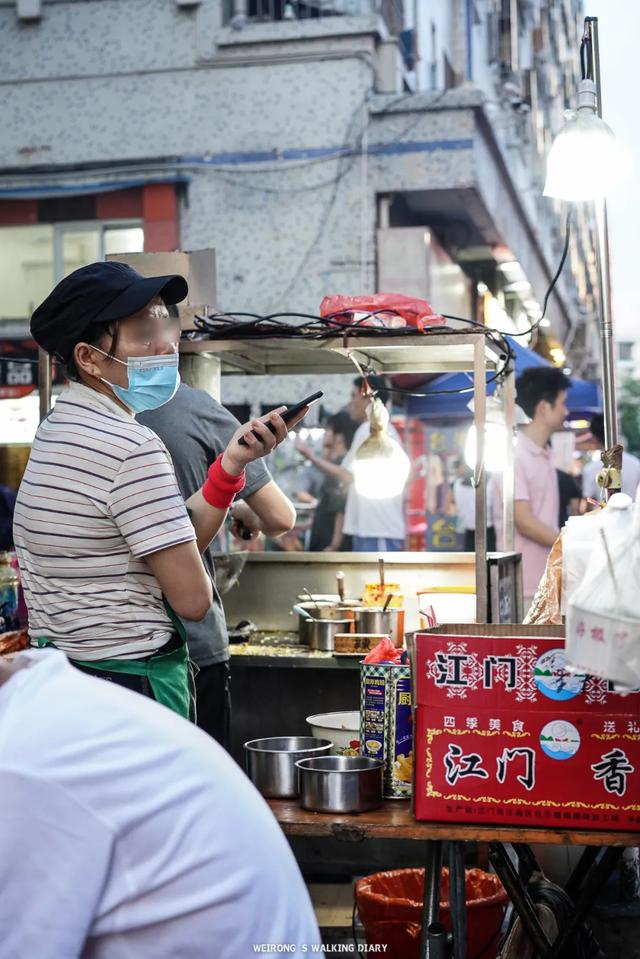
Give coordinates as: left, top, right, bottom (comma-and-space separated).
31, 261, 189, 362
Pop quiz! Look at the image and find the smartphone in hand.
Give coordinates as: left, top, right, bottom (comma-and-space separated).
238, 391, 324, 447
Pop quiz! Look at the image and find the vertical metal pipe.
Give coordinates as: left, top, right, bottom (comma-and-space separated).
419, 840, 443, 959
38, 347, 52, 422
449, 842, 468, 959
503, 365, 516, 553
594, 198, 619, 452
425, 923, 448, 959
474, 335, 488, 623
586, 18, 619, 458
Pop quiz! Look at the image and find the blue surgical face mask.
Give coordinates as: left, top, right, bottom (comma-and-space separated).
93, 348, 180, 413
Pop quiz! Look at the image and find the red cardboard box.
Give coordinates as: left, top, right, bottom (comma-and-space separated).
413, 626, 640, 831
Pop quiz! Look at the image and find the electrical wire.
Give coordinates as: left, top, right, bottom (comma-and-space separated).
500, 209, 572, 339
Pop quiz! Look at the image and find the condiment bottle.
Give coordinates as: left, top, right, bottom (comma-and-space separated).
0, 552, 19, 632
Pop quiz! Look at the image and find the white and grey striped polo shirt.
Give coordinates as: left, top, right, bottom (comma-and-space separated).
13, 381, 197, 661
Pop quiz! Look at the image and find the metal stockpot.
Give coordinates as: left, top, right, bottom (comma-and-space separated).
354, 607, 404, 647
296, 604, 354, 646
244, 736, 333, 798
295, 755, 384, 813
307, 618, 354, 651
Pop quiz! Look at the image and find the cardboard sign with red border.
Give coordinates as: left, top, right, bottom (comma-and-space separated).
413, 627, 640, 830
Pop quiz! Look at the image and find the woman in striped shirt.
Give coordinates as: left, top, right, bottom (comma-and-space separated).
14, 261, 299, 717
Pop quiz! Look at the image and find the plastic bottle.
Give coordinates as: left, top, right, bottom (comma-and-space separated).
0, 552, 19, 632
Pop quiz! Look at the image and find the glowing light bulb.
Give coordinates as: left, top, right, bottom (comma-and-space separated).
464, 423, 510, 473
353, 398, 411, 500
544, 80, 628, 202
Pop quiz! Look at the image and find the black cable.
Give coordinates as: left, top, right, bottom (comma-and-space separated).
505, 209, 572, 338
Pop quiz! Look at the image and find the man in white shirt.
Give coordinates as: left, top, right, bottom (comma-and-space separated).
582, 413, 640, 502
296, 376, 406, 551
0, 649, 321, 959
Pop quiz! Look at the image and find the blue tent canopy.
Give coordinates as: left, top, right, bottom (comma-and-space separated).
405, 336, 602, 420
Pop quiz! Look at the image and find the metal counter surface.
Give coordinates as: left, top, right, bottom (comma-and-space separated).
229, 631, 362, 670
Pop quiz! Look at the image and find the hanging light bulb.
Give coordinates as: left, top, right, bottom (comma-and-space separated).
353, 397, 410, 499
543, 80, 627, 202
464, 423, 510, 473
463, 394, 517, 474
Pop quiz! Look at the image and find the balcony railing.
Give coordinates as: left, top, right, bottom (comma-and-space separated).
226, 0, 404, 34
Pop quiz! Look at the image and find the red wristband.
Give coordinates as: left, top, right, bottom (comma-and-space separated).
201, 454, 246, 509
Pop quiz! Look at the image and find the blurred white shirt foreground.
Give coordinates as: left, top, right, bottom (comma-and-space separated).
0, 649, 320, 959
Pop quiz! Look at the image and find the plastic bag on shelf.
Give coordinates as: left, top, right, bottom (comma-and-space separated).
566, 492, 640, 687
525, 494, 632, 626
319, 293, 444, 331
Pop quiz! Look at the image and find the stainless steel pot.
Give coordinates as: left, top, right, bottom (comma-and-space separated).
307, 618, 353, 651
355, 607, 404, 647
244, 736, 333, 798
295, 755, 384, 813
296, 604, 355, 647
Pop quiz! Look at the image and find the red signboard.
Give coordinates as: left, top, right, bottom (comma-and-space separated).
413, 629, 640, 830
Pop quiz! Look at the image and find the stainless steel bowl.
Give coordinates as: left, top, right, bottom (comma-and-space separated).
244, 736, 333, 798
295, 755, 384, 813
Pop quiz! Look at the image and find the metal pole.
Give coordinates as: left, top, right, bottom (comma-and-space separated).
473, 335, 488, 623
449, 841, 467, 959
586, 18, 620, 473
38, 347, 52, 422
419, 840, 443, 959
503, 364, 516, 553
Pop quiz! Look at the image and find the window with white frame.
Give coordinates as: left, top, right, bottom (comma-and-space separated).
0, 221, 144, 325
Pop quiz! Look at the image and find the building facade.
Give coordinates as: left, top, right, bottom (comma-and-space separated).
0, 0, 599, 410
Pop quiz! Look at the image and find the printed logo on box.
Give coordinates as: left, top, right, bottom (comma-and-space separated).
539, 720, 581, 760
534, 649, 585, 702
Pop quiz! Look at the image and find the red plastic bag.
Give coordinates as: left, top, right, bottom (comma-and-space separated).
320, 293, 444, 332
363, 637, 403, 665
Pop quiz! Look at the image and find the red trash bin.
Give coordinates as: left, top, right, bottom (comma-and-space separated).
355, 867, 507, 959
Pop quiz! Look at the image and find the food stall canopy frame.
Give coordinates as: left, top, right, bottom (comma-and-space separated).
405, 337, 602, 420
180, 328, 517, 623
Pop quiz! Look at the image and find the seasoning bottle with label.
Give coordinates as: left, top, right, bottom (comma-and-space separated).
0, 552, 19, 632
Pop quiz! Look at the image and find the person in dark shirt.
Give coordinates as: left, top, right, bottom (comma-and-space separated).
0, 485, 16, 551
556, 469, 581, 527
307, 411, 357, 551
139, 380, 297, 747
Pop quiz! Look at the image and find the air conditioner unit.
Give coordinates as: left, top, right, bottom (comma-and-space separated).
16, 0, 42, 20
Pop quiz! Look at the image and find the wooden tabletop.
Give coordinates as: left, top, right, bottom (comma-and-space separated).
268, 799, 640, 847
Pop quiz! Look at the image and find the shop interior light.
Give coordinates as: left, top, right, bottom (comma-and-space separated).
544, 80, 627, 202
353, 398, 410, 500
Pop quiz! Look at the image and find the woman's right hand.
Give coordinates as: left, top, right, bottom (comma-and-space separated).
221, 407, 290, 476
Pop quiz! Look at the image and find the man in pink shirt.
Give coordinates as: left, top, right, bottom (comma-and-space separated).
495, 368, 570, 611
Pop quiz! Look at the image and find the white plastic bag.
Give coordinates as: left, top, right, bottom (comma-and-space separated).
566, 493, 640, 687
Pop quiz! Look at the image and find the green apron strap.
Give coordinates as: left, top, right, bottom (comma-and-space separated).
36, 599, 191, 720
